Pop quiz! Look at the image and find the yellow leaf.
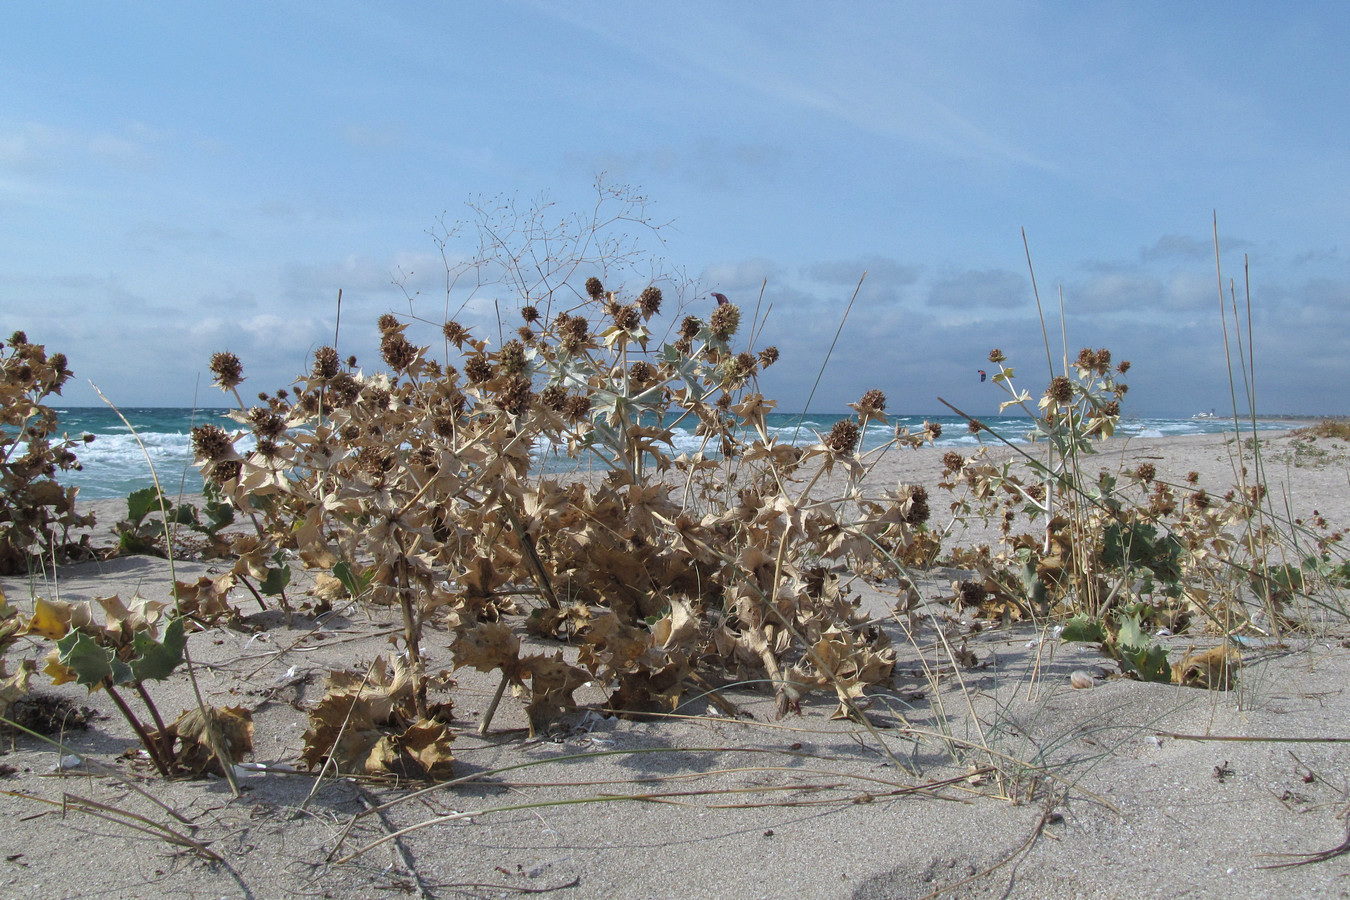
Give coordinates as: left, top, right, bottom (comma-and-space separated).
24, 597, 71, 639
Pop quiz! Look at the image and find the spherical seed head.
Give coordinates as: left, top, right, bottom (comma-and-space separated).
638, 285, 663, 316
1190, 489, 1210, 509
1135, 463, 1156, 483
758, 346, 779, 368
50, 352, 68, 374
9, 331, 27, 346
942, 451, 965, 473
209, 459, 241, 486
500, 377, 533, 415
1095, 348, 1112, 370
565, 393, 592, 421
585, 276, 605, 300
857, 389, 887, 417
1186, 471, 1200, 484
464, 355, 493, 383
377, 313, 400, 334
710, 303, 740, 340
355, 446, 395, 476
629, 360, 656, 387
1103, 400, 1120, 417
517, 325, 536, 344
613, 304, 641, 331
380, 333, 417, 371
1048, 376, 1073, 404
247, 407, 287, 439
1075, 348, 1094, 369
346, 355, 358, 368
520, 304, 540, 323
679, 316, 701, 340
825, 419, 860, 454
540, 384, 568, 411
925, 420, 943, 439
988, 349, 1006, 364
959, 580, 989, 606
313, 346, 341, 380
499, 340, 527, 376
564, 316, 589, 339
442, 320, 469, 346
1117, 360, 1131, 374
210, 351, 244, 390
904, 485, 930, 526
674, 337, 693, 355
968, 419, 985, 434
192, 424, 233, 461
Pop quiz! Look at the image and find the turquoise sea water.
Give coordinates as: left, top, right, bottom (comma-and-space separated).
38, 407, 1295, 501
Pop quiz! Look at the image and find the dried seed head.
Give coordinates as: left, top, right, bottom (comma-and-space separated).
1117, 360, 1131, 374
313, 345, 341, 380
679, 316, 702, 340
925, 420, 943, 439
247, 407, 287, 439
903, 485, 930, 525
517, 325, 536, 344
674, 338, 693, 355
1134, 463, 1157, 483
499, 340, 527, 376
710, 303, 740, 340
612, 304, 641, 331
565, 393, 592, 421
464, 355, 493, 383
377, 313, 400, 334
1048, 376, 1073, 404
1103, 400, 1120, 417
1190, 489, 1210, 509
9, 330, 27, 346
942, 451, 965, 474
341, 424, 361, 441
209, 351, 244, 390
380, 333, 417, 371
443, 320, 469, 346
540, 384, 568, 411
824, 419, 860, 455
856, 389, 887, 417
968, 419, 985, 434
364, 387, 392, 410
959, 580, 988, 607
585, 276, 605, 300
50, 352, 68, 374
355, 446, 395, 476
208, 459, 241, 486
192, 424, 232, 461
520, 304, 540, 323
629, 360, 656, 388
1186, 471, 1200, 485
432, 415, 456, 438
499, 377, 533, 415
638, 285, 663, 316
758, 346, 779, 368
988, 349, 1006, 364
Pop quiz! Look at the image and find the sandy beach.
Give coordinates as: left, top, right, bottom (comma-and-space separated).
2, 427, 1348, 900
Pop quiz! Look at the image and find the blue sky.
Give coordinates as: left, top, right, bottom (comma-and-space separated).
2, 2, 1347, 416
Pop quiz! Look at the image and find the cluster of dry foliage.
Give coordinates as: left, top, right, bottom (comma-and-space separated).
181, 263, 941, 775
5, 190, 1344, 782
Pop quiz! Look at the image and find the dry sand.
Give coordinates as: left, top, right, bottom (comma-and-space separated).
2, 428, 1349, 900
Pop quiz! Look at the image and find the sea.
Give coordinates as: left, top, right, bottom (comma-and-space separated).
38, 407, 1297, 501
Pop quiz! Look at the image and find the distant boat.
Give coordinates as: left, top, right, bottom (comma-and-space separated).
1192, 410, 1218, 420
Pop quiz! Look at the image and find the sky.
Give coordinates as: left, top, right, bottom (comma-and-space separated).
2, 2, 1348, 417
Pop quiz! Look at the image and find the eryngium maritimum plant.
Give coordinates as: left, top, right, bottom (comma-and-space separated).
192, 274, 938, 740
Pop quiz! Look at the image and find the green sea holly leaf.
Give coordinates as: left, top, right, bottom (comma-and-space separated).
333, 561, 375, 599
260, 564, 291, 596
129, 617, 186, 682
1119, 643, 1171, 683
126, 487, 163, 525
55, 630, 130, 688
1115, 612, 1147, 652
1060, 614, 1107, 644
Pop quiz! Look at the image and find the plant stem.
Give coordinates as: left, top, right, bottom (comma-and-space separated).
105, 682, 171, 776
